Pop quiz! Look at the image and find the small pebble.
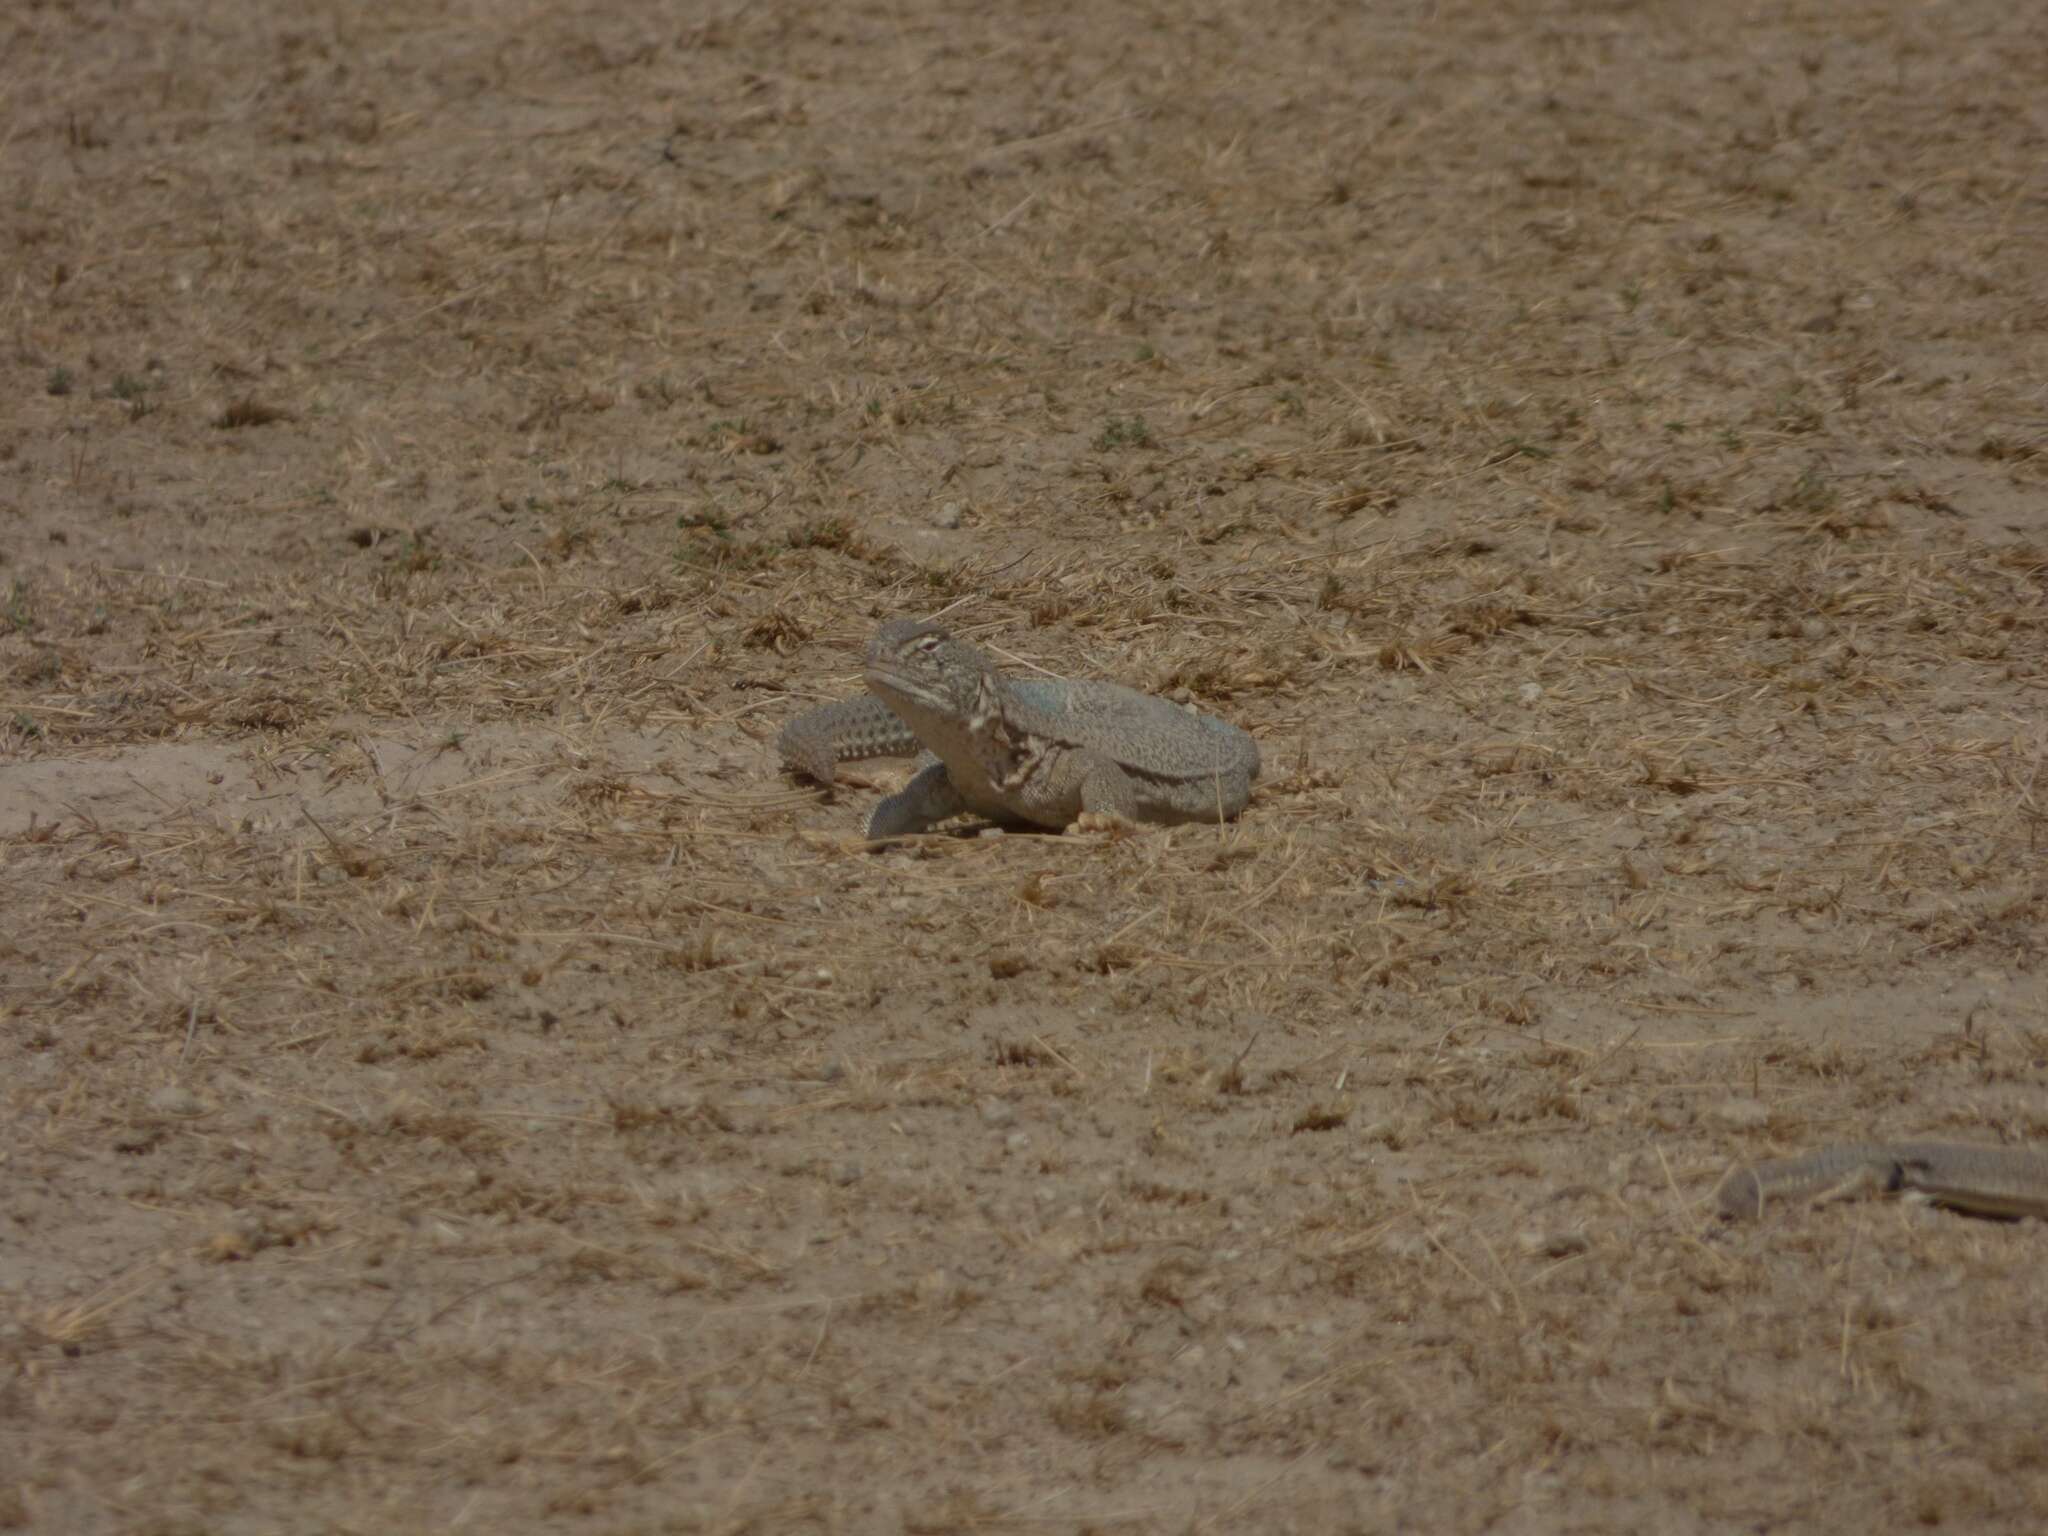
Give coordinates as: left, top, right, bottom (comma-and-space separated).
1379, 1231, 1429, 1260
147, 1084, 205, 1118
1711, 1099, 1771, 1131
1518, 1229, 1590, 1259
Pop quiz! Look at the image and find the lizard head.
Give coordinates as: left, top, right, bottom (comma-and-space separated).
863, 619, 994, 719
863, 619, 1048, 792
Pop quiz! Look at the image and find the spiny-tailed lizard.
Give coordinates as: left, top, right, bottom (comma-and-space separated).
1715, 1142, 2048, 1221
776, 619, 1260, 838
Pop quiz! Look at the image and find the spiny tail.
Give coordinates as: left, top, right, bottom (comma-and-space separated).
777, 695, 922, 782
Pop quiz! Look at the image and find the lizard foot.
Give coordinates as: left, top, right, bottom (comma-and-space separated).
1067, 811, 1136, 837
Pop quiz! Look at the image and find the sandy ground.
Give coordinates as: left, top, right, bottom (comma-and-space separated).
3, 0, 2046, 1530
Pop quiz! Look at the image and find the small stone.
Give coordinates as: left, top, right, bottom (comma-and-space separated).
1518, 1229, 1590, 1259
834, 1162, 863, 1186
1711, 1099, 1771, 1131
1607, 1151, 1648, 1185
978, 1099, 1016, 1128
147, 1085, 205, 1118
1004, 1131, 1031, 1153
1379, 1231, 1429, 1261
935, 501, 964, 529
1749, 148, 1806, 199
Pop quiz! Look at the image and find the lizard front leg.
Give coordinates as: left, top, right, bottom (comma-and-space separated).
865, 757, 966, 839
1070, 753, 1246, 831
1068, 756, 1147, 833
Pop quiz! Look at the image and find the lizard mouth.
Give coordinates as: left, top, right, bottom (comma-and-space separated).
863, 664, 951, 715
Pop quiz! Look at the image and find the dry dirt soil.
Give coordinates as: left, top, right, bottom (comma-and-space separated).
3, 1, 2047, 1531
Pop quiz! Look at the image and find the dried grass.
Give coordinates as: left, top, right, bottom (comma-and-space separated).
2, 0, 2046, 1530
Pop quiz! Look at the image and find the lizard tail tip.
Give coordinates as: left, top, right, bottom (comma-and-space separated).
1713, 1165, 1765, 1220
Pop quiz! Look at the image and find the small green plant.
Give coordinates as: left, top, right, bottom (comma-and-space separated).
109, 373, 160, 421
45, 367, 73, 397
633, 374, 684, 409
675, 533, 778, 573
1783, 465, 1836, 514
789, 516, 856, 552
1095, 416, 1152, 451
1776, 396, 1823, 434
6, 579, 32, 631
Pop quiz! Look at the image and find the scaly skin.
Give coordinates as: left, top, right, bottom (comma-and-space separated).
1715, 1142, 2048, 1221
777, 620, 1259, 838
